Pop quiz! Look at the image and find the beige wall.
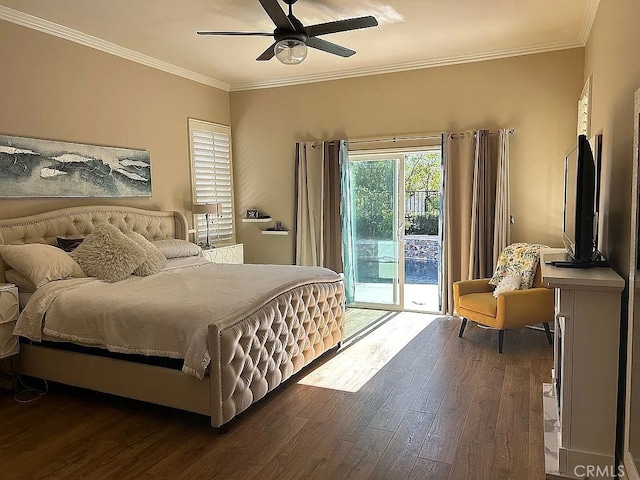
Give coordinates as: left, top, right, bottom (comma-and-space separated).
0, 21, 230, 225
0, 19, 588, 268
584, 0, 640, 278
231, 49, 584, 264
584, 0, 640, 469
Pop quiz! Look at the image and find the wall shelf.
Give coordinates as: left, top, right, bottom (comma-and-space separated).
242, 217, 272, 223
262, 230, 289, 235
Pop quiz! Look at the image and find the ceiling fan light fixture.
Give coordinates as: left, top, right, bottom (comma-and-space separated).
274, 39, 307, 65
198, 0, 378, 63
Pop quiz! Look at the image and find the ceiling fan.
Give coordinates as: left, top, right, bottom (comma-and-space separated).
197, 0, 378, 65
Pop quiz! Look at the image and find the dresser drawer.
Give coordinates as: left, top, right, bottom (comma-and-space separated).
202, 244, 244, 264
0, 321, 18, 358
0, 285, 19, 358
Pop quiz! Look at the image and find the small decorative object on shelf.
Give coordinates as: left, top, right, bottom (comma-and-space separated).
243, 208, 273, 223
263, 221, 289, 235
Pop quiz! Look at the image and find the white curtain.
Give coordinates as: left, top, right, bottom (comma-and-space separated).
295, 142, 324, 266
493, 129, 511, 266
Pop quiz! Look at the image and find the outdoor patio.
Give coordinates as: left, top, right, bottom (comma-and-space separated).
353, 282, 440, 312
352, 234, 440, 312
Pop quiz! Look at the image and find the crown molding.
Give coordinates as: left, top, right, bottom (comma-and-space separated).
579, 0, 600, 44
230, 40, 584, 91
0, 5, 230, 92
1, 4, 593, 95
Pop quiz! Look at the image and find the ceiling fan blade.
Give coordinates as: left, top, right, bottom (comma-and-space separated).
257, 42, 277, 61
197, 31, 273, 36
306, 37, 355, 57
305, 16, 378, 37
258, 0, 295, 31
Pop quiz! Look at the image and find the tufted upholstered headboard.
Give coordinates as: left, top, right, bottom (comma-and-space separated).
0, 205, 188, 281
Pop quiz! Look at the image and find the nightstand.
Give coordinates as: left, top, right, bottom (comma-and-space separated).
202, 244, 244, 264
0, 283, 19, 393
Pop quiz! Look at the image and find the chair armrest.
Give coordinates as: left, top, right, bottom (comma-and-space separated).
453, 279, 493, 316
496, 287, 555, 328
453, 279, 493, 297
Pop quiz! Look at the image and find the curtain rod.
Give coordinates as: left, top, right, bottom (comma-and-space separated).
348, 133, 441, 146
349, 129, 515, 145
308, 129, 515, 147
450, 128, 516, 139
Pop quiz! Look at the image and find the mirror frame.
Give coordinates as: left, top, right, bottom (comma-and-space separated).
625, 87, 640, 480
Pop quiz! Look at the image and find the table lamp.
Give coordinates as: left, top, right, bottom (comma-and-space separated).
192, 203, 222, 248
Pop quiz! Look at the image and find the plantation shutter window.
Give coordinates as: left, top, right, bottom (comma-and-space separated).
188, 119, 235, 244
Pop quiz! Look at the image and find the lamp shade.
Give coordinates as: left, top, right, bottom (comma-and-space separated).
192, 203, 222, 215
274, 39, 307, 65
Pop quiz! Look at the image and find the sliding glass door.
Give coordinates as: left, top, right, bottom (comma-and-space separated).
346, 147, 443, 313
403, 150, 442, 313
348, 154, 404, 308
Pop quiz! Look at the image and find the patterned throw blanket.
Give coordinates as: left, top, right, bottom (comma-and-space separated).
489, 242, 548, 289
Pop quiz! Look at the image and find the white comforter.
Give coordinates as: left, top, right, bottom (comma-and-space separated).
13, 258, 342, 379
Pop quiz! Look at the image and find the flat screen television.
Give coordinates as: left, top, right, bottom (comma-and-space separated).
562, 134, 598, 263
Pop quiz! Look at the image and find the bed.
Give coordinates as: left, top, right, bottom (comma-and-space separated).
0, 205, 345, 428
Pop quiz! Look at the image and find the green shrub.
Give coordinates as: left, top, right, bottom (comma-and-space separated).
405, 214, 439, 235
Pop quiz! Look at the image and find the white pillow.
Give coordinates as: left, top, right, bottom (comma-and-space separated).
493, 273, 521, 298
0, 243, 85, 288
152, 239, 202, 259
5, 269, 38, 293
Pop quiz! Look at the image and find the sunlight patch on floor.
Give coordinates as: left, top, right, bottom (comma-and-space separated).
343, 308, 391, 339
297, 311, 440, 393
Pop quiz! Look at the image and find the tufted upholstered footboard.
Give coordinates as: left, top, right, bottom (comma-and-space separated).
1, 206, 345, 428
209, 280, 344, 426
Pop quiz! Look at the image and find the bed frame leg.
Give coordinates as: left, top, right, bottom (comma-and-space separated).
214, 423, 229, 435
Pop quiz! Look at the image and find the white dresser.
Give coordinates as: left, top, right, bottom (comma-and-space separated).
0, 283, 19, 359
540, 248, 624, 479
202, 244, 244, 264
0, 283, 19, 392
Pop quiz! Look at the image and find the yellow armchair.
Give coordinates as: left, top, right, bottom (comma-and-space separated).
453, 264, 554, 353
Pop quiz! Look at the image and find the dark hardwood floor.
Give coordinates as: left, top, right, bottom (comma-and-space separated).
0, 313, 552, 480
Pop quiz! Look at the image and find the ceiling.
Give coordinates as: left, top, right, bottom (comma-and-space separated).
0, 0, 598, 91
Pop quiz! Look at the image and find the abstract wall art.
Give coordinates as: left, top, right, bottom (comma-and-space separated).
0, 134, 151, 198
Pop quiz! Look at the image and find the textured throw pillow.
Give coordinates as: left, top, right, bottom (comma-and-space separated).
489, 243, 548, 290
126, 231, 167, 276
152, 239, 202, 259
0, 243, 85, 288
71, 224, 145, 283
493, 273, 522, 298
